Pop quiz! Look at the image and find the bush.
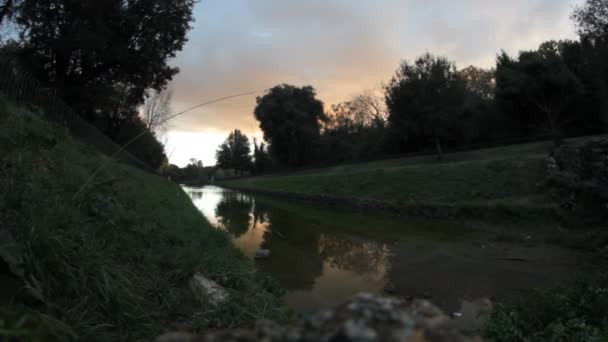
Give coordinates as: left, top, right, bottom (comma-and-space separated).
484, 276, 608, 341
546, 139, 608, 222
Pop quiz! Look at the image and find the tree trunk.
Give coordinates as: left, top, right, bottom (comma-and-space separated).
434, 134, 443, 161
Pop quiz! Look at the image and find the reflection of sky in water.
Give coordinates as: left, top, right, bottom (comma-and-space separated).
183, 185, 390, 313
183, 185, 584, 322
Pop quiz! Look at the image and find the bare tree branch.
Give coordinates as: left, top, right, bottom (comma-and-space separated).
142, 88, 172, 137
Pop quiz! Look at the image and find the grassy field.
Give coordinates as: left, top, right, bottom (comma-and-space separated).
221, 136, 604, 215
0, 98, 284, 341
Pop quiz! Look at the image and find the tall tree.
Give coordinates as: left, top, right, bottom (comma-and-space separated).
458, 66, 495, 100
496, 42, 584, 144
12, 0, 195, 132
385, 53, 467, 159
254, 84, 327, 167
216, 129, 252, 174
573, 0, 608, 131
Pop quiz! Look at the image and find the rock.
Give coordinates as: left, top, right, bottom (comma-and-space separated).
156, 292, 478, 341
255, 249, 271, 258
189, 273, 229, 307
343, 319, 378, 341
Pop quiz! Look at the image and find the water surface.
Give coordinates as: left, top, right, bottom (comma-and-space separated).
185, 185, 586, 317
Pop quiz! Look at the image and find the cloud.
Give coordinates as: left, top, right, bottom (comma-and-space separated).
165, 0, 582, 166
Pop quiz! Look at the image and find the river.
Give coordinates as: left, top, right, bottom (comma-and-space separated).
184, 185, 586, 319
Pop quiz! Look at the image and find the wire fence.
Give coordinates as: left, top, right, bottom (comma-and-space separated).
0, 56, 156, 171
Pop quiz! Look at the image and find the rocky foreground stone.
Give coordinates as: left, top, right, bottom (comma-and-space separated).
155, 293, 480, 342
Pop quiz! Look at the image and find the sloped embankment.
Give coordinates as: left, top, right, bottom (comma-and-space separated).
0, 98, 283, 341
221, 141, 573, 219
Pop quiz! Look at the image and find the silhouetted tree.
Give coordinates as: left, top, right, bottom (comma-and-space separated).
458, 66, 495, 100
216, 129, 252, 174
385, 53, 467, 159
114, 116, 167, 169
573, 0, 608, 42
254, 84, 327, 167
573, 0, 608, 131
496, 42, 584, 145
252, 138, 273, 174
12, 0, 194, 129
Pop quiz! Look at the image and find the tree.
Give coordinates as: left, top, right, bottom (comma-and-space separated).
11, 0, 195, 130
142, 88, 172, 137
215, 129, 252, 174
254, 84, 327, 167
325, 90, 387, 133
573, 0, 608, 42
458, 66, 495, 100
113, 115, 167, 170
252, 138, 273, 174
385, 53, 467, 159
496, 42, 584, 144
573, 0, 608, 132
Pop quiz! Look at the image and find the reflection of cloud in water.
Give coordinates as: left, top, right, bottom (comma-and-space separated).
184, 185, 391, 312
183, 185, 585, 315
183, 185, 224, 227
318, 234, 390, 278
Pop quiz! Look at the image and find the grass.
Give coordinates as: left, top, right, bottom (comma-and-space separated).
221, 136, 604, 215
0, 98, 285, 341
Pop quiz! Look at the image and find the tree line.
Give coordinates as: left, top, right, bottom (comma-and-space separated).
216, 0, 608, 173
0, 0, 195, 169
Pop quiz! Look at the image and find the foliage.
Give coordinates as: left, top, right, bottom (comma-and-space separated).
319, 90, 388, 164
161, 159, 212, 185
12, 0, 194, 119
546, 139, 608, 222
216, 129, 252, 174
252, 139, 274, 174
458, 65, 496, 100
254, 84, 327, 167
385, 53, 468, 159
484, 276, 608, 342
113, 116, 167, 170
0, 99, 284, 341
2, 0, 195, 171
496, 41, 585, 144
573, 0, 608, 42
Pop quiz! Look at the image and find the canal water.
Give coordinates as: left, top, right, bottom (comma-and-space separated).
184, 185, 586, 318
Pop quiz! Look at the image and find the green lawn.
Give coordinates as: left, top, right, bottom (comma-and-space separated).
222, 136, 604, 212
0, 98, 284, 341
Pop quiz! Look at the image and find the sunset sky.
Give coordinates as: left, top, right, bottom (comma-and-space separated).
164, 0, 582, 167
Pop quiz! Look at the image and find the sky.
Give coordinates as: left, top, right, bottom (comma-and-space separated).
164, 0, 583, 167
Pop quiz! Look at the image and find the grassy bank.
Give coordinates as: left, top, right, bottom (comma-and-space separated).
0, 99, 283, 341
221, 136, 604, 218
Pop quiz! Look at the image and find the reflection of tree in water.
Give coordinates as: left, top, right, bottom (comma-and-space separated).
251, 199, 268, 228
187, 190, 203, 200
215, 192, 253, 238
252, 203, 324, 291
318, 234, 390, 277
